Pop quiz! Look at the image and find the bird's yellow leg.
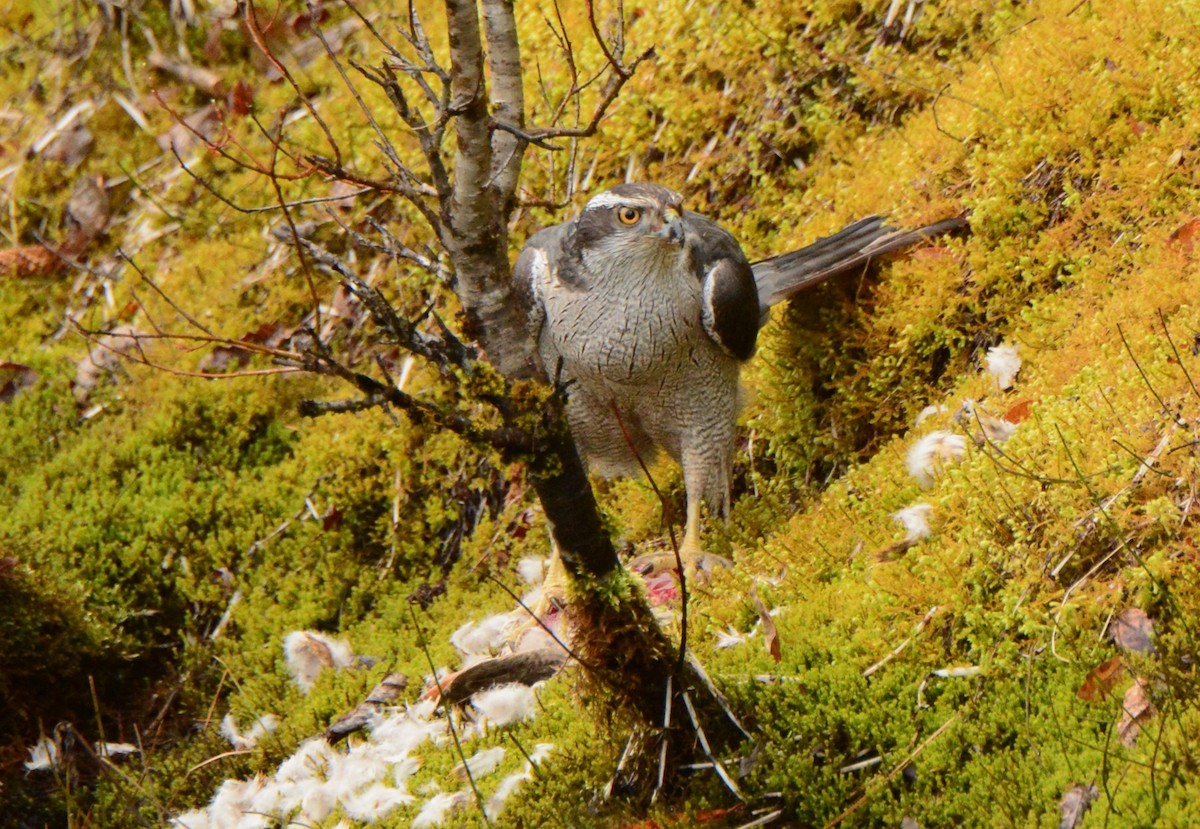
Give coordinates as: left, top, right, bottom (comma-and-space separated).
678, 498, 704, 580
539, 540, 569, 612
505, 540, 569, 652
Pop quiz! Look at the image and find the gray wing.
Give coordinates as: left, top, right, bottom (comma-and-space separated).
683, 211, 760, 362
751, 215, 969, 312
513, 222, 572, 342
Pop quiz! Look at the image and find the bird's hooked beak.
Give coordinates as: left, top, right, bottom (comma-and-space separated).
657, 207, 684, 245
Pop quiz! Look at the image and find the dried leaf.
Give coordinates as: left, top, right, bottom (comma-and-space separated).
1116, 676, 1155, 747
1058, 783, 1098, 828
197, 345, 251, 374
1169, 217, 1200, 252
0, 244, 67, 279
0, 362, 38, 403
74, 326, 144, 402
753, 594, 782, 663
41, 124, 93, 167
227, 80, 255, 118
67, 176, 110, 240
321, 505, 343, 531
1004, 399, 1034, 423
1110, 607, 1155, 654
157, 104, 220, 154
1077, 655, 1123, 702
148, 51, 225, 97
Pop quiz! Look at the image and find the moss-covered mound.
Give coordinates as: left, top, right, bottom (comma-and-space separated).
1, 0, 1198, 826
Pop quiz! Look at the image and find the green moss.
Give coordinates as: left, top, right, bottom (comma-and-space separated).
3, 0, 1200, 825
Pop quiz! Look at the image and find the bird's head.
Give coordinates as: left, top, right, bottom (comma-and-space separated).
575, 183, 686, 258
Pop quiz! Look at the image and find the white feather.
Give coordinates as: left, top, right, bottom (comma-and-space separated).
892, 503, 934, 543
283, 630, 356, 692
394, 755, 422, 787
369, 713, 446, 759
450, 613, 518, 656
906, 431, 967, 488
715, 627, 747, 649
208, 775, 264, 829
985, 342, 1021, 390
96, 741, 139, 759
24, 736, 60, 772
168, 810, 210, 829
411, 791, 469, 829
300, 784, 336, 824
275, 738, 335, 784
246, 779, 287, 820
486, 770, 531, 819
914, 404, 947, 426
454, 746, 506, 780
407, 698, 438, 721
516, 556, 546, 585
220, 713, 278, 750
341, 783, 415, 821
471, 684, 538, 727
528, 743, 555, 766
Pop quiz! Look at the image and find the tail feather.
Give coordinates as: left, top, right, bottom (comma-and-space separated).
752, 215, 968, 315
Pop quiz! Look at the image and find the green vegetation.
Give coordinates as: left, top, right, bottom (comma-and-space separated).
1, 0, 1198, 826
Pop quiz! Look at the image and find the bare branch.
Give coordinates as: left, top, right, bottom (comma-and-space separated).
291, 236, 473, 370
296, 394, 389, 416
522, 47, 655, 141
296, 340, 534, 455
490, 117, 563, 151
243, 0, 342, 167
311, 14, 409, 178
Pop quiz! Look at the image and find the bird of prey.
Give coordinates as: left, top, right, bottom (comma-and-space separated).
515, 182, 963, 576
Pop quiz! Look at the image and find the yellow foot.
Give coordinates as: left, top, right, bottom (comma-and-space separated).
506, 548, 569, 653
626, 546, 733, 580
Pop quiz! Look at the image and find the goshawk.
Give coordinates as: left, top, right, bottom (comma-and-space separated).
516, 182, 962, 575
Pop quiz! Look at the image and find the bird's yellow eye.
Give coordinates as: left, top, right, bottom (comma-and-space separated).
617, 206, 642, 225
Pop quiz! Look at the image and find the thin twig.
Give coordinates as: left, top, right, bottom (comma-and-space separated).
862, 606, 939, 678
408, 604, 492, 826
610, 403, 689, 670
822, 711, 963, 829
679, 690, 745, 801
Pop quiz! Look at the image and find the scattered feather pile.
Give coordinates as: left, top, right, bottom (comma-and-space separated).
450, 612, 522, 666
172, 670, 552, 826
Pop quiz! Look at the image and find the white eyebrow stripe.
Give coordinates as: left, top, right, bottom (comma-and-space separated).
583, 192, 657, 211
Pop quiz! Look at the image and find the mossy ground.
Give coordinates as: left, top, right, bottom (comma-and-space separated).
1, 0, 1198, 826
